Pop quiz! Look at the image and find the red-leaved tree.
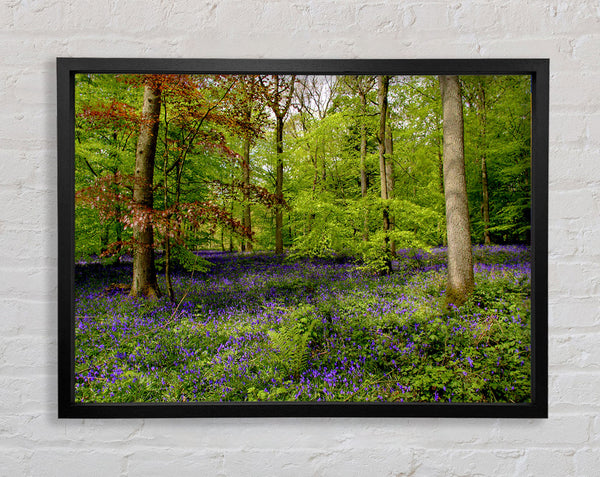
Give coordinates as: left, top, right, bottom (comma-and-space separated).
77, 74, 284, 301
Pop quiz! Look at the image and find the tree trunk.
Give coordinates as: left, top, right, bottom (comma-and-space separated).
275, 114, 284, 254
359, 89, 369, 241
439, 75, 474, 306
241, 134, 253, 252
385, 124, 394, 199
307, 143, 319, 233
130, 83, 161, 299
377, 75, 392, 273
385, 123, 395, 255
481, 154, 491, 245
162, 103, 175, 303
377, 76, 389, 203
229, 176, 235, 252
164, 235, 175, 301
478, 83, 492, 246
263, 74, 294, 255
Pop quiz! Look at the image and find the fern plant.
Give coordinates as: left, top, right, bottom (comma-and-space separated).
268, 305, 317, 377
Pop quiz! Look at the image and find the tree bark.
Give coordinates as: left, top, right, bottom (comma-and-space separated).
439, 75, 474, 306
481, 154, 491, 245
359, 89, 369, 241
385, 123, 395, 255
275, 114, 284, 254
241, 120, 253, 252
377, 76, 389, 204
130, 82, 161, 299
162, 108, 175, 303
477, 82, 492, 245
229, 175, 235, 252
263, 74, 294, 255
377, 75, 392, 273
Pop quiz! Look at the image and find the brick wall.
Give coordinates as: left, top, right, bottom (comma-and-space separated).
1, 1, 598, 475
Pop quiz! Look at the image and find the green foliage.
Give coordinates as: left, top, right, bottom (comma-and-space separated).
468, 271, 530, 311
75, 73, 531, 268
388, 199, 445, 246
267, 305, 317, 377
75, 247, 531, 403
462, 75, 532, 244
287, 189, 355, 260
169, 245, 213, 273
288, 228, 352, 261
74, 72, 533, 404
356, 231, 392, 274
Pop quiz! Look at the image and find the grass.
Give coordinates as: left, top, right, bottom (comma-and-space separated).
74, 245, 531, 403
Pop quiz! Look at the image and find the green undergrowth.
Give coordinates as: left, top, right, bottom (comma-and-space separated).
75, 249, 531, 404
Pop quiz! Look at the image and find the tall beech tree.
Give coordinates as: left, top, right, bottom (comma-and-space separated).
377, 75, 393, 271
439, 75, 474, 306
358, 78, 375, 241
233, 75, 268, 252
130, 80, 162, 298
261, 75, 295, 254
241, 117, 253, 252
385, 122, 395, 254
341, 75, 376, 241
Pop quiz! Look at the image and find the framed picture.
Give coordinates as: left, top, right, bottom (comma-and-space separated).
57, 58, 548, 418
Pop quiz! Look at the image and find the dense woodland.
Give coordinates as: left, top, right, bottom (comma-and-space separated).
74, 73, 532, 403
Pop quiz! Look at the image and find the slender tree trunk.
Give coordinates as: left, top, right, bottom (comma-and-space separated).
162, 105, 175, 303
275, 115, 284, 254
481, 155, 491, 245
173, 161, 184, 248
385, 124, 394, 200
240, 101, 253, 253
359, 90, 369, 241
377, 76, 389, 204
263, 74, 294, 255
130, 83, 161, 299
241, 134, 253, 252
478, 84, 492, 246
307, 144, 318, 233
229, 175, 235, 252
115, 218, 123, 261
377, 75, 392, 273
439, 75, 474, 306
164, 236, 174, 300
385, 124, 395, 255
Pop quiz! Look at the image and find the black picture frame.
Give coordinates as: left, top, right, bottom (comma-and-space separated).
57, 58, 548, 418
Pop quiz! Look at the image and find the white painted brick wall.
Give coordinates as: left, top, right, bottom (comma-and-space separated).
0, 0, 598, 475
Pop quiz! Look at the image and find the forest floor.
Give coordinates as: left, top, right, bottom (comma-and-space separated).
74, 245, 531, 403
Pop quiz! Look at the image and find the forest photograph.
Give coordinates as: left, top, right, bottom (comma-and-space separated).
72, 71, 533, 405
